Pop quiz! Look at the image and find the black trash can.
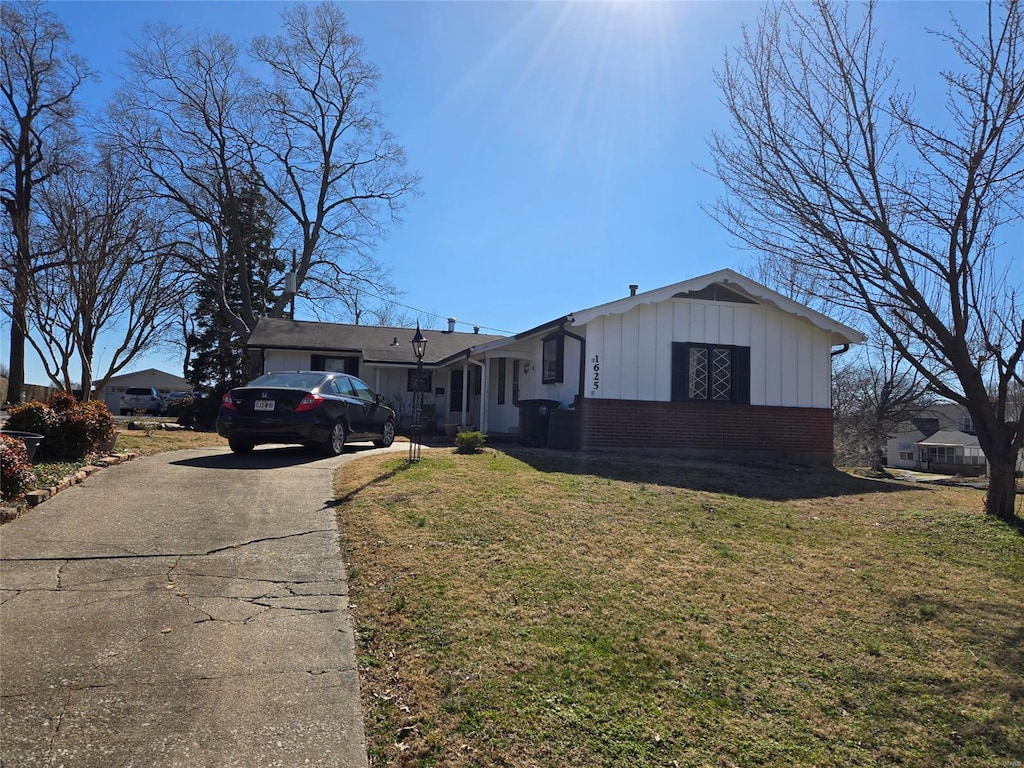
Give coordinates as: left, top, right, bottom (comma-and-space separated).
547, 408, 581, 451
516, 399, 560, 447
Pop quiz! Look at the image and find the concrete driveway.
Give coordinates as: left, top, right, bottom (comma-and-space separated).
1, 442, 403, 767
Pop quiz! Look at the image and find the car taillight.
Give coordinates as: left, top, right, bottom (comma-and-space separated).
221, 392, 236, 410
295, 394, 323, 412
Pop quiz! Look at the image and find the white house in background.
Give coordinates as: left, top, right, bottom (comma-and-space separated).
99, 369, 190, 415
886, 429, 927, 469
887, 427, 1021, 475
246, 269, 866, 465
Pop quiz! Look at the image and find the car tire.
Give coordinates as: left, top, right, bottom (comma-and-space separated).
120, 409, 128, 416
229, 439, 254, 454
374, 418, 396, 448
322, 422, 346, 456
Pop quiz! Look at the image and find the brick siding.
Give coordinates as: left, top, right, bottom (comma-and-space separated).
578, 398, 834, 465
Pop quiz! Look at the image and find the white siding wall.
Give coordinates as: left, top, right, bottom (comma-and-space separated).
584, 299, 835, 408
263, 350, 313, 373
516, 336, 582, 409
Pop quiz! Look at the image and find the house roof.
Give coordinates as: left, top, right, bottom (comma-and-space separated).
918, 430, 981, 448
102, 369, 190, 388
247, 318, 504, 366
568, 269, 866, 345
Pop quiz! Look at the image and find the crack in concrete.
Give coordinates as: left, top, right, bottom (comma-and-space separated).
47, 686, 72, 758
0, 528, 337, 565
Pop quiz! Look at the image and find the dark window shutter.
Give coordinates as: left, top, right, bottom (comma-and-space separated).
732, 346, 751, 404
671, 343, 688, 402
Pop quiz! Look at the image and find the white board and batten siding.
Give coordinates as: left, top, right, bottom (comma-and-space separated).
584, 299, 834, 408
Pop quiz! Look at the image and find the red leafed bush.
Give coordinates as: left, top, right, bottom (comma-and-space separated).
5, 393, 115, 461
1, 434, 33, 501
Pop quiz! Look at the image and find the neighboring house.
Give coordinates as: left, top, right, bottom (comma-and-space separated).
99, 369, 191, 415
886, 429, 927, 470
248, 269, 866, 465
887, 429, 989, 476
909, 401, 976, 437
246, 318, 504, 431
887, 417, 1022, 475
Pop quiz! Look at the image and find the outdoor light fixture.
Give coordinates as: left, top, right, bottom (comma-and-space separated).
411, 324, 427, 361
409, 324, 427, 463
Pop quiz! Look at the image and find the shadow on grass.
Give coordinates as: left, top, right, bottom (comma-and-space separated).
496, 447, 924, 502
170, 443, 379, 470
327, 459, 417, 506
881, 592, 1024, 759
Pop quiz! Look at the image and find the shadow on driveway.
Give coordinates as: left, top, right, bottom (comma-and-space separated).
171, 443, 380, 470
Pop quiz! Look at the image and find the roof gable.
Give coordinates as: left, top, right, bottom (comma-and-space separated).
570, 269, 865, 345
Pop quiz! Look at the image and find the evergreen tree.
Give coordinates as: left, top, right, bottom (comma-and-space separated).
187, 176, 281, 393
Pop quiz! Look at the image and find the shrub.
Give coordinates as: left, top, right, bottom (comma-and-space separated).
4, 393, 115, 461
5, 401, 58, 436
1, 434, 33, 501
454, 430, 487, 454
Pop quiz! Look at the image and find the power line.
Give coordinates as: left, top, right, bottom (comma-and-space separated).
347, 286, 515, 335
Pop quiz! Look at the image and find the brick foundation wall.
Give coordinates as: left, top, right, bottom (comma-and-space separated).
578, 399, 834, 465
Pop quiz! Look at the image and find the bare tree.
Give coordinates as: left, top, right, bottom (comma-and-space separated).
709, 0, 1024, 521
27, 147, 186, 396
1, 0, 91, 403
110, 2, 418, 351
832, 339, 935, 469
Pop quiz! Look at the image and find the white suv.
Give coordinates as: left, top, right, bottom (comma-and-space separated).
120, 387, 165, 416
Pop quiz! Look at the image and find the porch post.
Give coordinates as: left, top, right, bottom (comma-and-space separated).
480, 359, 489, 433
461, 360, 469, 426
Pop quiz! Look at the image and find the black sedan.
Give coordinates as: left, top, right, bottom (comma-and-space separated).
216, 371, 397, 455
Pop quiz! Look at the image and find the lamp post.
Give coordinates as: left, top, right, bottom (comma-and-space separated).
409, 323, 427, 463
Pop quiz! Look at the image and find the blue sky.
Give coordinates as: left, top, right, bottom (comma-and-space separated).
11, 0, 1016, 385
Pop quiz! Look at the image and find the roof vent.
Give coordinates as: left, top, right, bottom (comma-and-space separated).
629, 284, 639, 297
391, 336, 399, 346
474, 325, 480, 334
447, 317, 457, 333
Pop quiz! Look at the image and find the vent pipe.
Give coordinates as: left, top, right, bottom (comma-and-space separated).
447, 317, 457, 333
629, 284, 639, 297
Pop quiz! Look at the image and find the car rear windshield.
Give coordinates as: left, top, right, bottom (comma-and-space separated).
248, 372, 326, 390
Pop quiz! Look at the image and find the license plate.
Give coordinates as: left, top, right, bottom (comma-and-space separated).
254, 400, 276, 412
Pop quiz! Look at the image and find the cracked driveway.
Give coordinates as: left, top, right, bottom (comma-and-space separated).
0, 443, 399, 767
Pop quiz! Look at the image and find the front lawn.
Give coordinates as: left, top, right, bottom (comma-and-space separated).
336, 450, 1023, 768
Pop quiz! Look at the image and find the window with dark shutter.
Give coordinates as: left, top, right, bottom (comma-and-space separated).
542, 335, 564, 385
671, 343, 750, 404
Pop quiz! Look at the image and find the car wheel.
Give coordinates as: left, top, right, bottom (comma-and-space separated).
229, 439, 254, 454
323, 422, 346, 456
120, 409, 128, 416
374, 418, 396, 448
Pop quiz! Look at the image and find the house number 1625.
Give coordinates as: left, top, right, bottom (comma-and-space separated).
591, 355, 600, 390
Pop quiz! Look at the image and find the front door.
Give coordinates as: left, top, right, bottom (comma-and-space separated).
450, 370, 464, 417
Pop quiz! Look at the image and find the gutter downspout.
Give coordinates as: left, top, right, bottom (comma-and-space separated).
830, 343, 850, 357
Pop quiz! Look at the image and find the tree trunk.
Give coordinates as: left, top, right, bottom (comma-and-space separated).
6, 253, 30, 405
986, 455, 1020, 523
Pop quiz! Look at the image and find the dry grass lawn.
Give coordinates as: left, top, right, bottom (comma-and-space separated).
335, 448, 1023, 768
